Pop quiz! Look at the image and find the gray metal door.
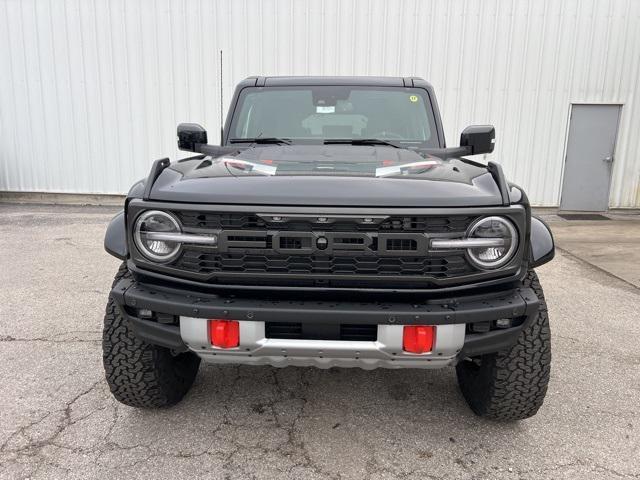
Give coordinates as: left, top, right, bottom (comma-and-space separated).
560, 104, 621, 211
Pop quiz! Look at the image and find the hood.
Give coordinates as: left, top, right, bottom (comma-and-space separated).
148, 145, 503, 207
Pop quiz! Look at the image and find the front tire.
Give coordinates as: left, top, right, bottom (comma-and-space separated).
102, 263, 200, 408
456, 269, 551, 420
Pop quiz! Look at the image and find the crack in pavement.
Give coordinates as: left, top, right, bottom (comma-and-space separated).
1, 365, 639, 479
1, 381, 103, 455
0, 330, 101, 344
0, 367, 341, 479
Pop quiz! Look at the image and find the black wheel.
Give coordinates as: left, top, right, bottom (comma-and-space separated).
456, 269, 551, 420
102, 263, 201, 408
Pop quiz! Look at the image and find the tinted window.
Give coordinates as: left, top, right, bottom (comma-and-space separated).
229, 86, 439, 147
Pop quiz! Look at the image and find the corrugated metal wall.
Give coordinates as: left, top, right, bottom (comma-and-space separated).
1, 0, 640, 207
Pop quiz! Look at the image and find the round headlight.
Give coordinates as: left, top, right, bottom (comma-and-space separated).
134, 210, 181, 262
466, 216, 518, 269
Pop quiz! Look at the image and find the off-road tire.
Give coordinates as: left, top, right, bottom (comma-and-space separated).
456, 269, 551, 420
102, 263, 201, 408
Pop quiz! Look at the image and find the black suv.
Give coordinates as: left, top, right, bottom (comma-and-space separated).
103, 76, 554, 420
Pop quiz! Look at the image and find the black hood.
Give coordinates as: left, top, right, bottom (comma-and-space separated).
148, 145, 503, 207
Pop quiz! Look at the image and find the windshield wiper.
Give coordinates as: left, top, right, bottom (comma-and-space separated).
324, 138, 402, 148
229, 137, 292, 145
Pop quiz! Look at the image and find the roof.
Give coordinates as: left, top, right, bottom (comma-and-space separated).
241, 76, 433, 89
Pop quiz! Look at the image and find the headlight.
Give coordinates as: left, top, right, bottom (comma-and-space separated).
466, 216, 518, 269
133, 210, 182, 262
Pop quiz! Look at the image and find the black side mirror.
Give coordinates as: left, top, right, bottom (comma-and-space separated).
177, 123, 208, 152
460, 125, 495, 155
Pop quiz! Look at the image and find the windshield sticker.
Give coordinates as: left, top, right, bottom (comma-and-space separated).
409, 95, 418, 103
375, 159, 441, 178
221, 158, 277, 176
316, 106, 335, 114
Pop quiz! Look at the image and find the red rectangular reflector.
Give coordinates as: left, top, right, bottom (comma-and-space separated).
208, 319, 239, 348
403, 325, 435, 354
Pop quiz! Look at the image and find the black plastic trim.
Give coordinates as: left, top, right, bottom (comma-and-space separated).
530, 216, 555, 268
104, 210, 127, 260
487, 161, 510, 206
110, 281, 186, 351
111, 276, 539, 327
458, 283, 539, 357
127, 260, 525, 295
193, 144, 243, 157
129, 316, 186, 352
143, 158, 171, 201
460, 327, 524, 357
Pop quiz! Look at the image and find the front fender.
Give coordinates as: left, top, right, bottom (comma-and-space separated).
104, 211, 128, 260
530, 216, 555, 268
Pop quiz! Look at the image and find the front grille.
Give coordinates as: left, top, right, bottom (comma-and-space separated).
176, 251, 472, 277
265, 322, 377, 341
146, 208, 492, 287
175, 211, 475, 234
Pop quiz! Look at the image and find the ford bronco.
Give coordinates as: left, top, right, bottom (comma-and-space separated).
103, 76, 554, 420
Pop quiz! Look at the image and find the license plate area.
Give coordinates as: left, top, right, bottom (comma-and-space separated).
265, 322, 377, 341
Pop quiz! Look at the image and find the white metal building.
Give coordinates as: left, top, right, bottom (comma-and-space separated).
1, 0, 640, 209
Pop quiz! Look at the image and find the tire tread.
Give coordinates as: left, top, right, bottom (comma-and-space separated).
456, 269, 551, 420
102, 263, 200, 408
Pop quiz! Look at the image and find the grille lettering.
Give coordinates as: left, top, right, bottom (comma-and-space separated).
215, 231, 428, 256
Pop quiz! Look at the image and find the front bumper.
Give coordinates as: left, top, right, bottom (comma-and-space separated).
110, 276, 540, 369
181, 319, 465, 369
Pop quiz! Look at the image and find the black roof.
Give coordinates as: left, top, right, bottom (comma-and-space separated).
241, 76, 433, 89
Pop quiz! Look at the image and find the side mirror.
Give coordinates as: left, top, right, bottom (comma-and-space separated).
177, 123, 208, 152
460, 125, 495, 155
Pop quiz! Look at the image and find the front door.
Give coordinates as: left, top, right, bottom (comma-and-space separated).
560, 104, 621, 212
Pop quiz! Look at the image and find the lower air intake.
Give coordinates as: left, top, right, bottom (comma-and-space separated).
265, 322, 377, 341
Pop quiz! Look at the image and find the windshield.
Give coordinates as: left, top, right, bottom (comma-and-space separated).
228, 86, 440, 147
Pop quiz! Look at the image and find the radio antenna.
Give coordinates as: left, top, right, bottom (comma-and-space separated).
219, 50, 224, 144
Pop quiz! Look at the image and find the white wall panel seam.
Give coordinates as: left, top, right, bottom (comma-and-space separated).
1, 2, 17, 189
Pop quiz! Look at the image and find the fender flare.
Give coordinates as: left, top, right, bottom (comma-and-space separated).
530, 216, 555, 268
104, 211, 128, 260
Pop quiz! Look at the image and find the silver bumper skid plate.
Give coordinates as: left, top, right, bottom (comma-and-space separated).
181, 319, 466, 369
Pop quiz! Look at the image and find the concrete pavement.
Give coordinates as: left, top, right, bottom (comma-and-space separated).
0, 204, 638, 479
544, 213, 640, 288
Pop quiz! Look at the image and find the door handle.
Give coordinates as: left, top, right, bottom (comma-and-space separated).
603, 155, 614, 163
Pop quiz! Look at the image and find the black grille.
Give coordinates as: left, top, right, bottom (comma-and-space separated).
265, 322, 377, 341
176, 251, 472, 277
175, 211, 474, 234
160, 209, 483, 285
265, 322, 302, 339
176, 212, 266, 230
386, 238, 417, 251
340, 324, 378, 341
280, 237, 311, 249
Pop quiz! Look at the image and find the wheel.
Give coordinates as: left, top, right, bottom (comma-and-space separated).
102, 263, 201, 408
456, 269, 551, 420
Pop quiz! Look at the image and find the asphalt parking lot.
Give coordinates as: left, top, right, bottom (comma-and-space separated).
0, 204, 639, 479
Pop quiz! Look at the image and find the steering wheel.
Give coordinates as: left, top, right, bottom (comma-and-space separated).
368, 131, 404, 140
